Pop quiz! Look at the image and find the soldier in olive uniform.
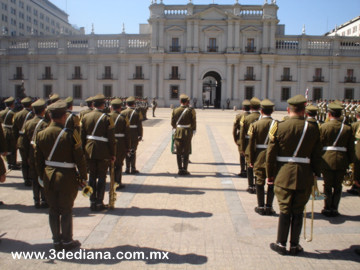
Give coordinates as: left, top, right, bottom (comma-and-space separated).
79, 97, 94, 121
47, 93, 60, 105
0, 97, 19, 170
248, 99, 276, 216
267, 95, 322, 256
0, 125, 7, 205
64, 97, 80, 133
121, 96, 143, 174
171, 94, 196, 175
240, 97, 261, 193
35, 100, 87, 251
233, 100, 250, 177
305, 105, 321, 128
110, 99, 130, 189
12, 97, 34, 186
23, 99, 49, 208
348, 106, 360, 195
152, 98, 157, 117
320, 103, 354, 217
81, 94, 116, 211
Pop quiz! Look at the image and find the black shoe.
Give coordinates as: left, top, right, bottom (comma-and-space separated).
321, 209, 332, 217
331, 210, 340, 217
289, 245, 304, 256
355, 248, 360, 256
24, 179, 32, 187
35, 202, 41, 209
247, 187, 255, 194
347, 188, 359, 195
265, 207, 276, 216
53, 242, 63, 252
254, 206, 265, 215
96, 204, 108, 211
90, 204, 96, 211
63, 240, 81, 251
239, 171, 247, 177
0, 201, 4, 206
270, 242, 287, 255
125, 169, 130, 174
10, 164, 21, 170
40, 202, 49, 208
178, 170, 185, 175
130, 169, 139, 174
116, 184, 125, 191
183, 170, 191, 176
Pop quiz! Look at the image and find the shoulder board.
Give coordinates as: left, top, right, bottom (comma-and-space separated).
247, 124, 254, 136
72, 129, 82, 147
268, 120, 278, 142
240, 115, 245, 127
108, 116, 115, 128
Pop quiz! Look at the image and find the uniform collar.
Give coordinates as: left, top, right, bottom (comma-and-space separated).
50, 121, 64, 128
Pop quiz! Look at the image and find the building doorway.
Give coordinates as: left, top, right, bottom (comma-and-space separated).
202, 71, 222, 108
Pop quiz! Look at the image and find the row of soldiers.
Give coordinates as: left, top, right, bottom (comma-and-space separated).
316, 99, 360, 124
233, 96, 360, 256
0, 94, 144, 251
101, 96, 150, 120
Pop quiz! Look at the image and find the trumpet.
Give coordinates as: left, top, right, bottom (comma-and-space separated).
304, 176, 325, 242
79, 180, 93, 198
343, 163, 354, 187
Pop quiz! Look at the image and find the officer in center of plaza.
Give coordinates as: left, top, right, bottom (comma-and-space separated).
248, 99, 276, 216
266, 94, 322, 256
35, 100, 87, 251
81, 94, 116, 211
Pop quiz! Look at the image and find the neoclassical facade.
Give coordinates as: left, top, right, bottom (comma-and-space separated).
0, 0, 360, 109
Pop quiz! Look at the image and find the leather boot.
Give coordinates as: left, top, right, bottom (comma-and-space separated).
115, 165, 125, 190
266, 185, 276, 215
33, 178, 40, 207
322, 185, 332, 216
96, 177, 106, 206
177, 155, 183, 175
247, 167, 255, 193
89, 176, 97, 207
131, 152, 139, 174
61, 211, 73, 243
289, 213, 304, 255
270, 212, 291, 255
49, 210, 61, 243
331, 185, 342, 216
183, 155, 190, 175
125, 155, 131, 173
255, 184, 265, 215
240, 155, 247, 177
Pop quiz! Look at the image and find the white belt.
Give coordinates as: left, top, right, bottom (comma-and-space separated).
130, 125, 138, 128
86, 135, 109, 142
115, 133, 125, 138
323, 146, 347, 152
245, 135, 250, 139
2, 124, 13, 128
177, 124, 191, 128
276, 156, 310, 164
45, 160, 76, 168
355, 141, 358, 145
256, 144, 268, 149
19, 131, 25, 135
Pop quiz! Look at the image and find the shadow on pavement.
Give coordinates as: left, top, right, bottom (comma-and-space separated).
312, 212, 360, 224
0, 203, 48, 214
299, 245, 360, 263
0, 238, 208, 265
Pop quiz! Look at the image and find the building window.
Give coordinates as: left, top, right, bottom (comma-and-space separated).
134, 85, 143, 97
103, 85, 112, 97
246, 38, 256, 52
2, 3, 7, 10
73, 85, 82, 99
15, 84, 23, 98
170, 66, 180, 80
44, 85, 52, 98
313, 68, 323, 82
313, 87, 322, 101
134, 66, 144, 79
26, 5, 31, 12
14, 67, 23, 80
245, 67, 255, 80
281, 87, 291, 101
208, 38, 218, 52
103, 66, 112, 79
345, 69, 356, 83
170, 37, 180, 52
73, 66, 82, 79
10, 7, 16, 15
170, 85, 179, 99
245, 86, 254, 100
43, 66, 52, 80
344, 88, 354, 100
281, 67, 292, 81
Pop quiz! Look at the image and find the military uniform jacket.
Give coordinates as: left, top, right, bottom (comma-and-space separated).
120, 107, 143, 149
266, 116, 322, 190
320, 119, 354, 171
248, 117, 275, 170
0, 126, 6, 175
239, 111, 261, 153
79, 108, 93, 121
233, 111, 250, 145
35, 122, 87, 193
12, 108, 34, 148
81, 109, 115, 160
64, 111, 80, 134
23, 116, 49, 160
0, 107, 16, 137
110, 111, 130, 156
171, 105, 196, 138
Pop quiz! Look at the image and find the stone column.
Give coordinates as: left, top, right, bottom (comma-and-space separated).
186, 20, 192, 50
330, 63, 339, 100
186, 62, 192, 97
269, 21, 276, 53
226, 64, 232, 102
262, 21, 269, 52
233, 64, 239, 101
159, 20, 164, 49
158, 62, 164, 100
234, 21, 240, 52
227, 21, 234, 50
261, 63, 267, 99
268, 64, 274, 99
151, 63, 157, 98
194, 20, 199, 50
193, 63, 199, 100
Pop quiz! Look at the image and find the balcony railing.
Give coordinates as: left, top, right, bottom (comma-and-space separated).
245, 46, 256, 53
72, 74, 83, 80
207, 46, 218, 52
169, 73, 180, 80
344, 76, 356, 83
313, 76, 324, 82
102, 73, 113, 80
244, 74, 256, 81
281, 75, 292, 81
13, 74, 24, 80
169, 46, 181, 52
133, 73, 144, 80
42, 74, 53, 80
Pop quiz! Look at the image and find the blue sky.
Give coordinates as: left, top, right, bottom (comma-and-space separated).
50, 0, 360, 35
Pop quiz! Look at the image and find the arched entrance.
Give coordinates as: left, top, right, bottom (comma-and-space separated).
202, 71, 222, 109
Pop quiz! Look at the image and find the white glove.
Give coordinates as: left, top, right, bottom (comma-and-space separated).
172, 129, 176, 135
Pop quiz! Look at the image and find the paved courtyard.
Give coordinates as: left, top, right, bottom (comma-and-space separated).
0, 107, 359, 269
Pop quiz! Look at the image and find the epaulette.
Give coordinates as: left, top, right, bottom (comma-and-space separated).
108, 116, 115, 129
268, 120, 278, 142
240, 115, 245, 127
247, 124, 254, 136
72, 129, 82, 148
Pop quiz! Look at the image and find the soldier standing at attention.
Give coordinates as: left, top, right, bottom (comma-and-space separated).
171, 94, 196, 175
23, 99, 49, 208
348, 106, 360, 195
64, 97, 80, 133
319, 102, 354, 217
248, 99, 276, 216
267, 95, 322, 256
81, 94, 116, 211
13, 97, 34, 186
233, 100, 250, 177
240, 97, 261, 194
0, 97, 19, 170
35, 100, 87, 251
110, 98, 130, 189
121, 96, 143, 174
305, 105, 321, 128
152, 98, 157, 117
79, 97, 94, 121
0, 125, 7, 205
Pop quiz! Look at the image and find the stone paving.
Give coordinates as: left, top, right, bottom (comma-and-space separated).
0, 107, 359, 269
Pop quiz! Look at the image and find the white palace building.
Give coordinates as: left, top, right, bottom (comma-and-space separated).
0, 0, 360, 109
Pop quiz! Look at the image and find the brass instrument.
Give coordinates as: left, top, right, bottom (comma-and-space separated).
108, 161, 118, 209
77, 173, 93, 198
343, 163, 354, 187
303, 176, 325, 242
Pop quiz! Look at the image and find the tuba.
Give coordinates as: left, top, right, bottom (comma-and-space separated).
343, 163, 354, 187
108, 161, 118, 209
